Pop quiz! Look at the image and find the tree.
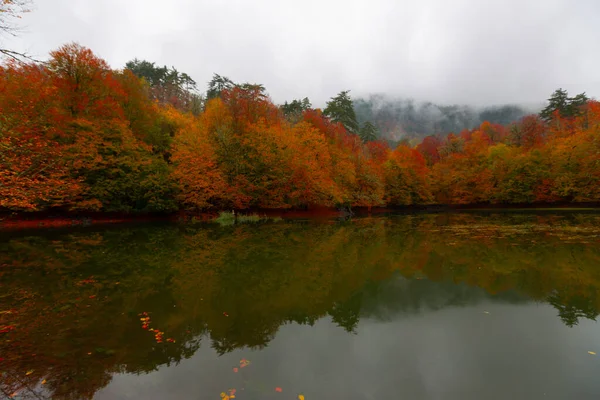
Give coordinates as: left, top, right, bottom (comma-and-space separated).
0, 61, 83, 210
45, 44, 178, 212
125, 59, 202, 114
206, 73, 234, 100
416, 135, 442, 165
280, 97, 311, 123
324, 90, 359, 134
359, 121, 378, 143
508, 115, 546, 149
540, 88, 589, 122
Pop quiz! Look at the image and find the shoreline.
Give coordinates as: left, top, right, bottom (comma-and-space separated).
2, 202, 600, 231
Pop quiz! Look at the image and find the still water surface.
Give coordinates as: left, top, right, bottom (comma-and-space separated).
2, 213, 600, 399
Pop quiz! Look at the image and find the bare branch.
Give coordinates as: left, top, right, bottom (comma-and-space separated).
0, 47, 40, 62
0, 0, 34, 62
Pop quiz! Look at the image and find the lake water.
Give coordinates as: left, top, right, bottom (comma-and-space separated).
2, 212, 600, 400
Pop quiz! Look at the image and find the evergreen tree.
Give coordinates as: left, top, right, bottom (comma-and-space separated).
125, 59, 201, 114
206, 74, 235, 100
281, 97, 312, 123
540, 88, 589, 122
324, 90, 359, 134
360, 121, 378, 142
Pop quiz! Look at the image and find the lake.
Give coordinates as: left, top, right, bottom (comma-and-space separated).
2, 212, 600, 399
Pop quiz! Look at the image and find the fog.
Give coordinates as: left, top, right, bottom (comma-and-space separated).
2, 0, 599, 107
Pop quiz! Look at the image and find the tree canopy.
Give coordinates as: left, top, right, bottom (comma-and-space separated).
324, 90, 360, 134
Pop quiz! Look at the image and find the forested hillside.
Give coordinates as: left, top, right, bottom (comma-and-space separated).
1, 44, 598, 214
354, 95, 532, 145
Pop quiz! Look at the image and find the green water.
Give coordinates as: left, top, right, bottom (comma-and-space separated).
2, 213, 600, 399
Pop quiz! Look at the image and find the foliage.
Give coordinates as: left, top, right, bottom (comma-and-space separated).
206, 73, 235, 100
215, 211, 236, 225
126, 58, 202, 114
1, 43, 600, 213
324, 90, 360, 134
539, 88, 589, 123
280, 97, 311, 123
360, 121, 378, 143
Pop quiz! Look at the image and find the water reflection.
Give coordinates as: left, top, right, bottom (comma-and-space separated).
2, 213, 600, 399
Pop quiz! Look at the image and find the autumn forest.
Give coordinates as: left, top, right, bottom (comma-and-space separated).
2, 43, 599, 214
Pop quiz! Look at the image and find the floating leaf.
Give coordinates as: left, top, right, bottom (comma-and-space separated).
26, 370, 34, 375
483, 311, 490, 314
588, 351, 596, 355
233, 367, 239, 373
298, 395, 305, 400
41, 379, 47, 385
275, 387, 282, 392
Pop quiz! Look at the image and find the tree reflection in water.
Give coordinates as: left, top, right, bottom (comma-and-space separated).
2, 212, 600, 399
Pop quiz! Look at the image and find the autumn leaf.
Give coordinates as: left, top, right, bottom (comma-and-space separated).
26, 370, 34, 375
233, 367, 239, 373
298, 395, 305, 400
41, 379, 47, 385
275, 387, 282, 392
588, 351, 596, 355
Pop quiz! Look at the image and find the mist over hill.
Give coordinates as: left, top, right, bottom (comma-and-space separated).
354, 94, 538, 144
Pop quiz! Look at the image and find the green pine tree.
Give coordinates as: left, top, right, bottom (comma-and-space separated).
540, 88, 589, 122
360, 121, 378, 142
324, 90, 360, 134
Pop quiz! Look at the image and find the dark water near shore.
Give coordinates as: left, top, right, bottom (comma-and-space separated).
2, 213, 600, 399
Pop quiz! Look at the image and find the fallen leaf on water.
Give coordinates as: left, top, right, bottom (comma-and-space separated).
239, 359, 250, 368
483, 311, 490, 314
298, 395, 305, 400
233, 367, 239, 373
89, 295, 96, 299
223, 312, 229, 317
26, 370, 34, 375
41, 379, 47, 385
220, 392, 230, 400
588, 351, 596, 355
87, 352, 92, 355
275, 387, 282, 392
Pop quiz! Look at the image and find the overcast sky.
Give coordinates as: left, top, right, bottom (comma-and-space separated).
3, 0, 600, 107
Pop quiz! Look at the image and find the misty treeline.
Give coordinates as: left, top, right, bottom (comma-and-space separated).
1, 43, 598, 214
354, 95, 531, 145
